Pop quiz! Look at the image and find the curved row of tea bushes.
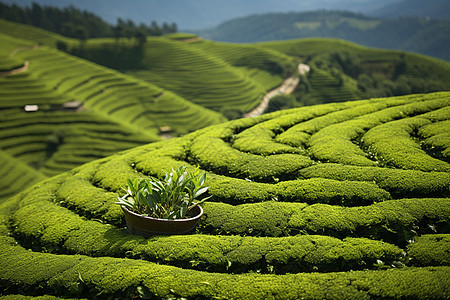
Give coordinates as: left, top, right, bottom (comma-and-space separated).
363, 112, 450, 171
209, 176, 391, 205
83, 137, 392, 206
275, 93, 436, 145
10, 190, 405, 273
190, 137, 315, 180
230, 102, 356, 155
299, 164, 450, 198
1, 92, 449, 298
308, 100, 448, 167
1, 233, 448, 299
30, 161, 449, 243
419, 118, 450, 159
407, 234, 450, 267
202, 199, 449, 242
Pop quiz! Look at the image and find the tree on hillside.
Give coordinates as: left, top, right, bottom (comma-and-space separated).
61, 22, 74, 37
74, 25, 88, 49
331, 51, 362, 78
135, 30, 147, 47
125, 19, 136, 40
0, 2, 177, 39
150, 21, 162, 36
114, 25, 123, 42
30, 2, 44, 27
56, 40, 68, 52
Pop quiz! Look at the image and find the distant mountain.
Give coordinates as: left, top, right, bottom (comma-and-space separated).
3, 0, 399, 30
371, 0, 450, 21
199, 10, 450, 61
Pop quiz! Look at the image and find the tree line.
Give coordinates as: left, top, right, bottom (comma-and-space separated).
0, 2, 177, 40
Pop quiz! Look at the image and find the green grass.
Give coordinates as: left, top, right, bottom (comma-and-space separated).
1, 92, 448, 298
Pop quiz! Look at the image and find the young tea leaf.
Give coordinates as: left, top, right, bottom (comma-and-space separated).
194, 186, 209, 199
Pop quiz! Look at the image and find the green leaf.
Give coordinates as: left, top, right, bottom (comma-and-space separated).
146, 193, 155, 210
137, 286, 153, 299
199, 172, 206, 186
117, 165, 209, 219
180, 201, 188, 218
194, 186, 209, 199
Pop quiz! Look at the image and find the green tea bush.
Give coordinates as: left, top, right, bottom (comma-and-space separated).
407, 234, 450, 266
299, 164, 450, 198
1, 92, 449, 298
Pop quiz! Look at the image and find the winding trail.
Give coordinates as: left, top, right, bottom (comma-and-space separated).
9, 44, 39, 56
0, 45, 41, 77
244, 63, 310, 118
0, 60, 29, 77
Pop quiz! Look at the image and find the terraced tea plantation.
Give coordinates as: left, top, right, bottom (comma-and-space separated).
259, 38, 450, 104
123, 37, 296, 113
0, 28, 226, 201
1, 92, 448, 299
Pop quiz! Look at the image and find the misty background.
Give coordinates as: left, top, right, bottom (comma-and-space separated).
4, 0, 446, 30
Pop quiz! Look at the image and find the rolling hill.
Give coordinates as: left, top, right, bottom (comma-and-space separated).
3, 17, 449, 113
0, 20, 227, 200
199, 10, 450, 61
0, 13, 449, 299
1, 18, 450, 203
371, 0, 450, 21
0, 19, 295, 200
257, 38, 450, 105
0, 91, 448, 298
71, 33, 450, 111
76, 35, 296, 113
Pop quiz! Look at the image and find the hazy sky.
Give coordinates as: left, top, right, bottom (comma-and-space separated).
4, 0, 401, 29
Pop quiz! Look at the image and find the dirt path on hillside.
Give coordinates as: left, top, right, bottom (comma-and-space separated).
244, 63, 310, 118
0, 45, 41, 76
180, 36, 202, 43
9, 45, 39, 56
0, 60, 29, 76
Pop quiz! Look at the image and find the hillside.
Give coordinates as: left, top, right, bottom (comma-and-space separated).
0, 92, 448, 298
75, 35, 296, 114
0, 19, 298, 200
3, 18, 449, 113
1, 18, 450, 202
257, 38, 450, 106
200, 10, 450, 61
0, 19, 297, 115
371, 0, 450, 21
70, 35, 450, 112
0, 20, 227, 200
